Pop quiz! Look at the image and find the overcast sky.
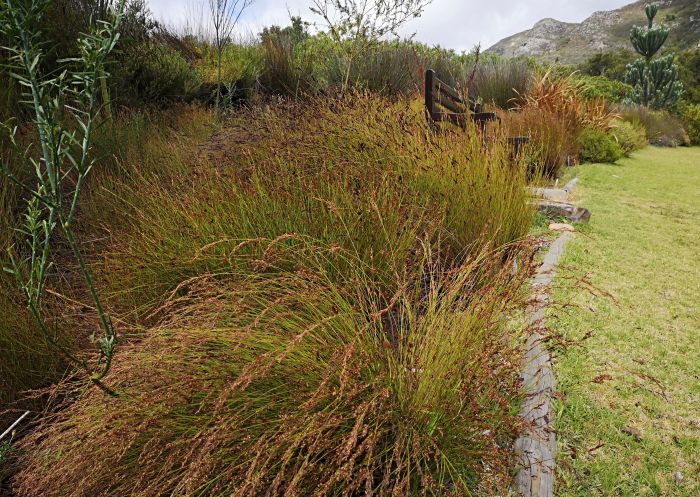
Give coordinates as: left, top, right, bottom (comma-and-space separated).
147, 0, 634, 51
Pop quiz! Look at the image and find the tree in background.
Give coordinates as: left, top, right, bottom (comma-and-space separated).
625, 3, 683, 109
208, 0, 254, 114
310, 0, 433, 91
580, 50, 636, 81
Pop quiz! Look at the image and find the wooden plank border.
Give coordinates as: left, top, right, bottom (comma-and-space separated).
513, 232, 572, 497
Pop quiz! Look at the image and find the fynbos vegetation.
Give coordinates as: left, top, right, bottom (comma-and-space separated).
2, 0, 697, 496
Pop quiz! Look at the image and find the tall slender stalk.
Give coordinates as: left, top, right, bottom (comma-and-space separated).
0, 0, 126, 395
207, 0, 254, 116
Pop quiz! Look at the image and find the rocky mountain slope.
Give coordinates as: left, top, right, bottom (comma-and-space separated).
486, 0, 700, 64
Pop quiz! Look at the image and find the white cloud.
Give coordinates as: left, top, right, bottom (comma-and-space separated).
148, 0, 634, 51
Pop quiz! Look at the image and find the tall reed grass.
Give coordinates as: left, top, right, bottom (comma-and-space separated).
471, 58, 533, 109
11, 93, 537, 495
85, 94, 533, 319
14, 241, 533, 497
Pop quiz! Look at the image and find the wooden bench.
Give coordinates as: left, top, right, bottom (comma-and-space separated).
424, 69, 529, 155
424, 69, 497, 130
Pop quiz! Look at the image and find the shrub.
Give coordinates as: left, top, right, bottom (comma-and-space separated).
677, 49, 700, 105
116, 42, 203, 105
618, 104, 690, 147
610, 119, 647, 155
578, 127, 624, 163
575, 74, 633, 103
504, 72, 617, 178
579, 50, 636, 81
682, 103, 700, 145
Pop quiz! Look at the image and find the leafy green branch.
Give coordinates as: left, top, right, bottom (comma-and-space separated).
0, 0, 127, 395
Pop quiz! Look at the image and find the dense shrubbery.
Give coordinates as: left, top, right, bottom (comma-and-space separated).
579, 127, 624, 163
618, 104, 690, 147
117, 42, 203, 104
580, 50, 637, 81
610, 119, 648, 156
504, 72, 617, 177
576, 74, 633, 103
681, 103, 700, 145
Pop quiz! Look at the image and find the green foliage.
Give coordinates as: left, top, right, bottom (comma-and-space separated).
118, 42, 203, 104
578, 127, 624, 164
580, 50, 636, 80
0, 0, 126, 393
677, 49, 700, 104
575, 75, 632, 103
0, 150, 67, 419
610, 119, 648, 156
625, 3, 683, 109
309, 0, 433, 91
681, 103, 700, 144
618, 104, 690, 147
0, 440, 11, 464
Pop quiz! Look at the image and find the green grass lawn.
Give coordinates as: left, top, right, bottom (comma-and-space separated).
551, 147, 700, 497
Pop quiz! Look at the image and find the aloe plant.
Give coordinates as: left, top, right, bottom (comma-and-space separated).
625, 3, 683, 109
0, 0, 126, 395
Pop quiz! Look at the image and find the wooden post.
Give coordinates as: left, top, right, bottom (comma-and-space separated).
425, 69, 435, 122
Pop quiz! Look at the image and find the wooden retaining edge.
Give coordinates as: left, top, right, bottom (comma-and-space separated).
513, 232, 572, 497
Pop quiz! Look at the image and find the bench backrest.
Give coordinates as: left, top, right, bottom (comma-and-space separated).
424, 69, 494, 129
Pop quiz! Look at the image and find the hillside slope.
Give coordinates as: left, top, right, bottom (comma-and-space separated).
486, 0, 700, 64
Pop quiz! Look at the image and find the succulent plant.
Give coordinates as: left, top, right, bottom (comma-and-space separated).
625, 3, 683, 109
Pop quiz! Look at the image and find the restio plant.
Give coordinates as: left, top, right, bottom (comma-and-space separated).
0, 0, 127, 394
12, 94, 537, 496
471, 57, 533, 109
625, 3, 683, 109
579, 127, 624, 164
208, 0, 255, 114
506, 71, 617, 178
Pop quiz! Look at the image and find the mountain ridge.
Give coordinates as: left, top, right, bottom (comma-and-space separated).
486, 0, 700, 64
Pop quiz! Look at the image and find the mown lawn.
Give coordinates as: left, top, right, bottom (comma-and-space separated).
551, 147, 700, 496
